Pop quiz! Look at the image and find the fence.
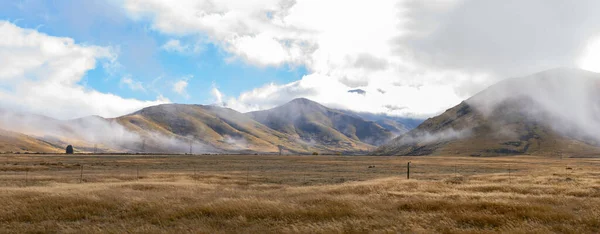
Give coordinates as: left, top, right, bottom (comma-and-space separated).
0, 154, 588, 187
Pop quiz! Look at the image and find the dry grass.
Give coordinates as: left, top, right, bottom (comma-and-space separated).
1, 154, 600, 233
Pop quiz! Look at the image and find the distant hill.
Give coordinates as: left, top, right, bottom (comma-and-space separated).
375, 68, 600, 157
247, 98, 394, 149
117, 104, 330, 153
338, 110, 422, 136
0, 128, 62, 153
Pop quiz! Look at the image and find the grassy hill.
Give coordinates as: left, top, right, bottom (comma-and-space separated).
117, 103, 367, 154
375, 68, 600, 157
0, 128, 62, 153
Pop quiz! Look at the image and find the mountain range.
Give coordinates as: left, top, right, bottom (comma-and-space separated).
0, 98, 419, 154
3, 68, 600, 157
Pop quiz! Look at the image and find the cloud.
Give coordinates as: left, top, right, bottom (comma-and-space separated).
120, 75, 146, 91
0, 21, 168, 119
172, 76, 191, 98
384, 105, 407, 112
161, 39, 188, 53
348, 89, 366, 95
578, 36, 600, 73
222, 73, 460, 118
352, 53, 389, 71
211, 83, 224, 105
123, 0, 600, 117
395, 0, 600, 78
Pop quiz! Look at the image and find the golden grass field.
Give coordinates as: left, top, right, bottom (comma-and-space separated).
1, 154, 599, 233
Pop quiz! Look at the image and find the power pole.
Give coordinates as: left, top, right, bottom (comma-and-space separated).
189, 140, 193, 155
141, 139, 146, 153
93, 144, 97, 154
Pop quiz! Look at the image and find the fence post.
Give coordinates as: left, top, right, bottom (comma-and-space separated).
407, 161, 411, 180
454, 164, 457, 177
25, 169, 29, 186
80, 165, 83, 183
246, 166, 250, 187
508, 165, 511, 184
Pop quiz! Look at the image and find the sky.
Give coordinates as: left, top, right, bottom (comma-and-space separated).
2, 0, 600, 120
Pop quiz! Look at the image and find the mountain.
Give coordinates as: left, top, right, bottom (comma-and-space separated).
247, 98, 394, 150
117, 104, 294, 153
1, 99, 401, 154
117, 103, 372, 154
338, 110, 423, 136
375, 68, 600, 157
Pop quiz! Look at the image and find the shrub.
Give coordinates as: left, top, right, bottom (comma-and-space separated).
312, 152, 319, 155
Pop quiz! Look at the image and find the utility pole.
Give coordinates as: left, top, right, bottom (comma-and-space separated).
93, 144, 97, 154
141, 139, 146, 153
189, 140, 193, 155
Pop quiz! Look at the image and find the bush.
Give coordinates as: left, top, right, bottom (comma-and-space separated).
312, 152, 319, 155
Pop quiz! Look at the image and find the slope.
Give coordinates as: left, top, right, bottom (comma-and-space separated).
117, 104, 344, 154
247, 98, 393, 150
0, 128, 62, 153
338, 110, 423, 136
375, 68, 600, 157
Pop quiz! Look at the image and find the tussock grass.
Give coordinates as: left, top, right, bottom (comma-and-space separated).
0, 154, 599, 233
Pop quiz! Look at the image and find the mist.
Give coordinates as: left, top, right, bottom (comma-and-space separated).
0, 110, 217, 154
466, 68, 600, 144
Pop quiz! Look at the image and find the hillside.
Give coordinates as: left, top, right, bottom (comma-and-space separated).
375, 68, 600, 157
247, 98, 393, 149
338, 110, 423, 136
0, 128, 62, 153
117, 103, 370, 154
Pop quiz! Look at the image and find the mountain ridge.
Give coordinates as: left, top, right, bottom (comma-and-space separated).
375, 68, 600, 157
0, 98, 401, 154
247, 98, 394, 149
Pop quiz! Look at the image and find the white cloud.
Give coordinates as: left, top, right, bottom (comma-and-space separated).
578, 35, 600, 73
225, 72, 464, 118
172, 76, 191, 98
123, 0, 600, 117
161, 39, 188, 53
0, 21, 169, 119
211, 83, 224, 105
120, 75, 146, 91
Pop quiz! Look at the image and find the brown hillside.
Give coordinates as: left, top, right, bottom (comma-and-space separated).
375, 68, 600, 157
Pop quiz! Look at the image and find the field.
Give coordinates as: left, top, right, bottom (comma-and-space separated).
1, 154, 600, 233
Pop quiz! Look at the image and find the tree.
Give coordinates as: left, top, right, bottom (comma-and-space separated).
66, 145, 74, 154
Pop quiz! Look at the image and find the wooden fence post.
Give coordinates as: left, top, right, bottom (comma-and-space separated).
407, 162, 411, 180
